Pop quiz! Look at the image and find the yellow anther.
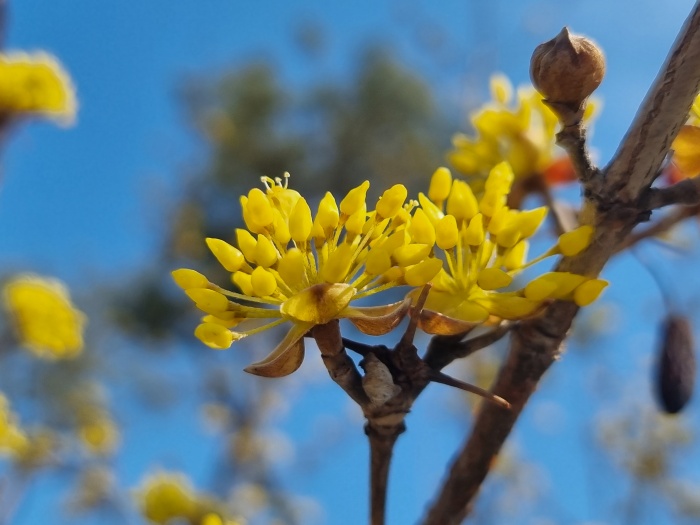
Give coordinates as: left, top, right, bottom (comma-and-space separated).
340, 180, 370, 216
171, 269, 209, 290
289, 198, 313, 244
251, 267, 278, 297
408, 208, 436, 246
435, 215, 459, 250
428, 167, 452, 204
194, 323, 235, 349
376, 184, 407, 219
254, 234, 278, 268
206, 238, 245, 272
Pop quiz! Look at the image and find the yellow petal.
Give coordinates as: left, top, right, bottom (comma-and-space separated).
464, 214, 486, 246
428, 167, 452, 204
475, 293, 543, 319
244, 323, 308, 377
246, 188, 274, 229
194, 322, 236, 349
446, 180, 479, 223
185, 289, 229, 314
408, 208, 436, 246
435, 215, 459, 250
340, 181, 370, 216
321, 243, 355, 283
278, 248, 306, 290
503, 240, 528, 271
376, 184, 407, 219
404, 257, 443, 286
235, 229, 257, 263
392, 244, 432, 267
477, 268, 513, 290
255, 234, 278, 268
558, 225, 594, 257
524, 272, 587, 301
251, 267, 278, 297
289, 198, 313, 244
314, 192, 340, 237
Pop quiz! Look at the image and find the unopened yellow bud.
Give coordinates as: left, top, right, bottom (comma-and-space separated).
477, 268, 513, 290
206, 238, 245, 272
516, 207, 548, 238
404, 257, 443, 286
251, 267, 278, 297
246, 188, 274, 229
340, 181, 370, 216
232, 271, 254, 296
254, 235, 278, 268
558, 225, 594, 256
185, 289, 229, 314
315, 192, 340, 237
491, 74, 512, 105
271, 208, 291, 244
446, 180, 478, 223
236, 229, 257, 263
428, 167, 452, 204
574, 279, 608, 306
464, 214, 486, 246
417, 193, 444, 224
435, 215, 459, 250
503, 240, 528, 270
171, 269, 209, 290
485, 162, 515, 193
277, 248, 305, 290
194, 323, 235, 349
289, 198, 313, 244
525, 272, 587, 301
393, 244, 432, 267
365, 248, 392, 276
345, 207, 367, 237
376, 184, 407, 219
409, 208, 436, 246
487, 206, 511, 236
321, 243, 354, 283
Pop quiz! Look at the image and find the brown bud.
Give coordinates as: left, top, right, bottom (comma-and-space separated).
655, 315, 696, 414
530, 27, 605, 110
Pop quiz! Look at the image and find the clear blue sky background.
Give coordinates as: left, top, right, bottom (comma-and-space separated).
2, 1, 699, 524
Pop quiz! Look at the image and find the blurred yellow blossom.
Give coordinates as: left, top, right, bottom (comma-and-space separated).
410, 164, 606, 334
0, 52, 76, 124
0, 393, 28, 457
3, 274, 86, 359
668, 93, 700, 181
78, 415, 120, 456
138, 471, 198, 524
448, 75, 598, 199
174, 174, 439, 377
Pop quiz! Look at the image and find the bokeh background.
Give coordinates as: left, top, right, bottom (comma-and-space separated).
1, 1, 700, 524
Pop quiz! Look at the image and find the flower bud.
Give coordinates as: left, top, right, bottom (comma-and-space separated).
530, 27, 605, 116
656, 315, 695, 414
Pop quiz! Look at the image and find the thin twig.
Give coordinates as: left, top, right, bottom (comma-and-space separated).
423, 323, 512, 371
640, 177, 700, 209
614, 204, 700, 253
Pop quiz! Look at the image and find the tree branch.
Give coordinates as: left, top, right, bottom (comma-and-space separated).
640, 177, 700, 209
422, 4, 700, 523
605, 3, 700, 202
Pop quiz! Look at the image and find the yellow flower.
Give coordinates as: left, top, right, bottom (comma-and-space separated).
412, 164, 607, 334
448, 74, 598, 190
3, 275, 86, 359
0, 52, 77, 124
78, 416, 120, 456
174, 174, 439, 377
138, 472, 198, 525
0, 393, 29, 458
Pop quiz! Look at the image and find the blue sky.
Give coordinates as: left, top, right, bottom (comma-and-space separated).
2, 1, 700, 524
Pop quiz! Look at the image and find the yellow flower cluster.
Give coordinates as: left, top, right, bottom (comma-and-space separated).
0, 393, 29, 457
448, 75, 597, 187
3, 275, 87, 359
174, 174, 439, 376
175, 166, 606, 376
0, 52, 76, 124
138, 471, 242, 525
668, 93, 700, 181
412, 164, 605, 333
